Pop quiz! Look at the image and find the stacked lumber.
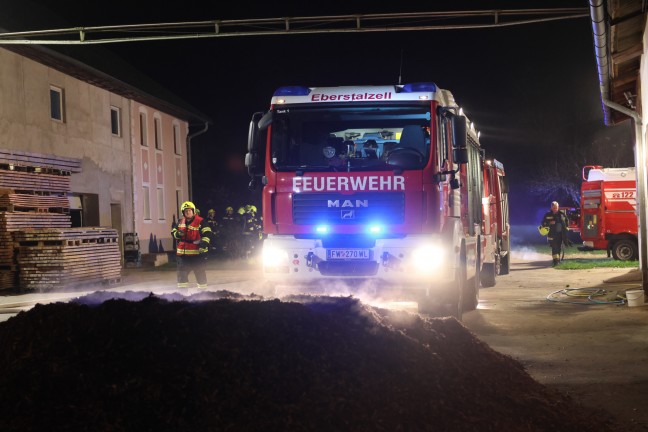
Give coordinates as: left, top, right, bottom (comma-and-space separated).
0, 170, 71, 192
0, 149, 82, 173
0, 191, 70, 209
0, 212, 71, 230
0, 231, 16, 290
0, 149, 81, 291
14, 228, 122, 290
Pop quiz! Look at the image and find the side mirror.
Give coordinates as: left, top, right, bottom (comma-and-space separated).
246, 111, 272, 177
248, 177, 260, 191
245, 151, 257, 168
500, 176, 509, 193
247, 112, 264, 152
453, 147, 468, 165
451, 115, 467, 149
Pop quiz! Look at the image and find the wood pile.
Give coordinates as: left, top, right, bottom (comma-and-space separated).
14, 228, 122, 290
0, 149, 120, 291
0, 148, 82, 173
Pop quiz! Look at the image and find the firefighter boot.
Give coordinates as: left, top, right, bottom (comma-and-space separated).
552, 258, 560, 267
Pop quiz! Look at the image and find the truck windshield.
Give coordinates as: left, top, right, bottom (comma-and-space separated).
270, 104, 431, 172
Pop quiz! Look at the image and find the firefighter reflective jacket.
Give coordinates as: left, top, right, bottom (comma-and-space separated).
172, 215, 212, 255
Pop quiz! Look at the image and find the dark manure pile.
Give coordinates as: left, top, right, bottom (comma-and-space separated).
0, 294, 625, 431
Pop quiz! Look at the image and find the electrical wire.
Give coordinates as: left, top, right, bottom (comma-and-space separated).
546, 288, 626, 305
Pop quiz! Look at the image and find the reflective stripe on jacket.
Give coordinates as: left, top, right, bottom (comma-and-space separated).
172, 215, 211, 256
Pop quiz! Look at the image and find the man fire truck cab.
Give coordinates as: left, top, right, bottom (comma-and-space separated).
579, 165, 638, 261
245, 82, 509, 319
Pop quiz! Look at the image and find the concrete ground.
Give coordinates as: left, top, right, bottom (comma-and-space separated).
1, 249, 646, 430
463, 250, 648, 432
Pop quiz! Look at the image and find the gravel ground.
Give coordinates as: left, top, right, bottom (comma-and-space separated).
0, 292, 638, 432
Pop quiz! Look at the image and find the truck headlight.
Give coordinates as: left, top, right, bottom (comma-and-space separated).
411, 244, 444, 272
263, 246, 290, 271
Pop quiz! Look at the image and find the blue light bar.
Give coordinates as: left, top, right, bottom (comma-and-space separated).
274, 86, 311, 96
402, 82, 437, 93
315, 225, 329, 234
368, 224, 384, 235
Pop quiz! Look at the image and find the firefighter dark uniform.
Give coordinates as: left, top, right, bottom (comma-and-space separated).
540, 202, 570, 266
172, 201, 212, 288
221, 206, 237, 228
242, 205, 263, 260
205, 209, 220, 256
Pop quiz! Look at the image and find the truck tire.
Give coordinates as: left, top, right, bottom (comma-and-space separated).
463, 246, 480, 311
481, 263, 496, 288
611, 239, 638, 261
418, 265, 464, 320
451, 263, 466, 320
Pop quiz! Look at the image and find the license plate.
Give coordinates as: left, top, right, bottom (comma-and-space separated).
326, 249, 370, 260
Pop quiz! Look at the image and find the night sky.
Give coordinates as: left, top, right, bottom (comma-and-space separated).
7, 0, 635, 223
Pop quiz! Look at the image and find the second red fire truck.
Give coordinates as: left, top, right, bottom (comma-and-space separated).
245, 82, 510, 318
577, 165, 638, 260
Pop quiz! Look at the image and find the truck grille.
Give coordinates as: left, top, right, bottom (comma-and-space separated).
292, 192, 404, 225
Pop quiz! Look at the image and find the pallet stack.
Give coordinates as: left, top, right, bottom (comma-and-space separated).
14, 228, 121, 290
0, 149, 121, 291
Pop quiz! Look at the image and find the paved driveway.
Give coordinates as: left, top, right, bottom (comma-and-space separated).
1, 251, 646, 429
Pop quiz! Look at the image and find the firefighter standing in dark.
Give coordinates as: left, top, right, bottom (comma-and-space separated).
540, 201, 570, 266
205, 209, 220, 256
172, 201, 212, 288
242, 205, 263, 259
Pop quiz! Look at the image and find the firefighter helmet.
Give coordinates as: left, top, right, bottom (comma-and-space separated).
237, 207, 245, 215
226, 206, 233, 212
249, 205, 257, 213
538, 226, 549, 236
208, 208, 216, 215
180, 201, 196, 213
245, 204, 252, 212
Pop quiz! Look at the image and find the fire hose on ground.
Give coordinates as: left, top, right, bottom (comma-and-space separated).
546, 288, 626, 305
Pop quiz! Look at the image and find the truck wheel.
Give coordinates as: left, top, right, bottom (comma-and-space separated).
611, 239, 638, 261
481, 263, 496, 288
499, 238, 511, 275
451, 264, 466, 320
418, 276, 463, 320
463, 256, 479, 311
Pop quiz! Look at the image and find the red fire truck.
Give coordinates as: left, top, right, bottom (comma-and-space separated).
480, 159, 511, 287
245, 82, 509, 318
578, 165, 638, 260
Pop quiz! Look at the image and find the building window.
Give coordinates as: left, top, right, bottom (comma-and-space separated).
175, 190, 183, 221
139, 113, 148, 146
157, 188, 165, 220
154, 117, 162, 150
110, 106, 121, 136
50, 86, 65, 122
173, 124, 181, 155
143, 186, 151, 220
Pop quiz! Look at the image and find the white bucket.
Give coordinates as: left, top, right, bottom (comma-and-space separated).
626, 289, 646, 307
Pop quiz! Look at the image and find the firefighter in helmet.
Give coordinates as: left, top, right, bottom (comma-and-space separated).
171, 201, 213, 288
222, 206, 236, 227
205, 209, 220, 257
242, 204, 263, 260
539, 201, 572, 266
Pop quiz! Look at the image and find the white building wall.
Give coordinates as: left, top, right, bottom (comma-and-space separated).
0, 47, 191, 256
131, 102, 189, 254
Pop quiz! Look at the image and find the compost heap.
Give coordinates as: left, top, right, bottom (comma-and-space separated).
0, 292, 627, 432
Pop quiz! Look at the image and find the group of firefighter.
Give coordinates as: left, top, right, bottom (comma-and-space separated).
205, 204, 264, 260
174, 202, 263, 260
